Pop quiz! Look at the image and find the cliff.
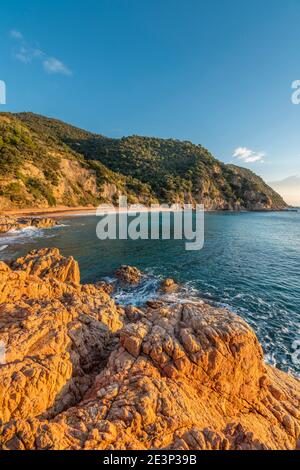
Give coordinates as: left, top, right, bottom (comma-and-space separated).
0, 249, 299, 450
0, 112, 287, 211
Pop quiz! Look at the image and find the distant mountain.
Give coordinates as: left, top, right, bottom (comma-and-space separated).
0, 112, 287, 210
268, 176, 300, 207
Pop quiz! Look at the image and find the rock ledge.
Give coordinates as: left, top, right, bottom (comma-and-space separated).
0, 249, 299, 450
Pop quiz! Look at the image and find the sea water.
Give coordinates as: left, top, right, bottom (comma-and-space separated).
1, 211, 299, 377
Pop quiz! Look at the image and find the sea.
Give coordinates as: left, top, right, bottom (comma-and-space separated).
0, 210, 299, 377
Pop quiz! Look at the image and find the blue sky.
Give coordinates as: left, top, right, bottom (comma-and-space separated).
1, 0, 300, 201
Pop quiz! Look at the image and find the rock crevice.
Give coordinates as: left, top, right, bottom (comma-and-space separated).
0, 249, 299, 450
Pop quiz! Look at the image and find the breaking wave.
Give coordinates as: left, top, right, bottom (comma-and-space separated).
0, 224, 67, 257
112, 271, 300, 378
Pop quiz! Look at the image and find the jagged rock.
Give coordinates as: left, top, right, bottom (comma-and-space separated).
115, 265, 141, 285
0, 249, 124, 428
146, 300, 164, 309
125, 305, 145, 322
0, 250, 299, 451
11, 248, 80, 284
160, 278, 178, 293
95, 281, 115, 295
0, 216, 57, 234
0, 216, 20, 233
30, 218, 57, 229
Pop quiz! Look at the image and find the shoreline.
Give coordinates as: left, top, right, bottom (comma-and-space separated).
1, 206, 98, 218
0, 205, 293, 219
0, 205, 185, 218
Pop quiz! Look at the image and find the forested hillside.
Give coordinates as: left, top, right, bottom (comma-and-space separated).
0, 112, 287, 210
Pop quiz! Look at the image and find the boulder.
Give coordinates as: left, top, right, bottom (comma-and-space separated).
115, 265, 142, 285
160, 278, 178, 293
30, 218, 57, 229
0, 216, 22, 233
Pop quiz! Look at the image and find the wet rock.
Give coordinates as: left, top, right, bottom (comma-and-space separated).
0, 216, 57, 234
30, 218, 57, 229
95, 281, 115, 295
115, 265, 141, 285
160, 278, 178, 293
0, 216, 21, 233
146, 300, 164, 309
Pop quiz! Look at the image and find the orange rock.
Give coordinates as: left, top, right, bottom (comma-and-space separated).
11, 248, 80, 284
115, 265, 141, 285
0, 216, 57, 234
160, 278, 178, 293
0, 250, 299, 451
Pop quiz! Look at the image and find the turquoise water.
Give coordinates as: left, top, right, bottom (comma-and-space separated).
1, 211, 299, 377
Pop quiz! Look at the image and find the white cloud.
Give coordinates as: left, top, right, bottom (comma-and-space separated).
233, 147, 265, 163
9, 29, 72, 76
14, 45, 43, 64
10, 29, 23, 40
15, 46, 31, 63
43, 57, 72, 76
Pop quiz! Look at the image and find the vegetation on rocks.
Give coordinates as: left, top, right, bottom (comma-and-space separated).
0, 112, 287, 210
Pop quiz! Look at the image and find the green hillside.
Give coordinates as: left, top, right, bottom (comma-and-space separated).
0, 111, 287, 210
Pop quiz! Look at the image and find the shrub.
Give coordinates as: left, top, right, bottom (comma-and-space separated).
25, 177, 56, 206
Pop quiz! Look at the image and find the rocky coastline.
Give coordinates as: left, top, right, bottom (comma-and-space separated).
0, 216, 57, 234
0, 248, 299, 450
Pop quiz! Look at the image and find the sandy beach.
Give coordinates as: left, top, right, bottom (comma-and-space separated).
1, 205, 184, 218
1, 206, 98, 218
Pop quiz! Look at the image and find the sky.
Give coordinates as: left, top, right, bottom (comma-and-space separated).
1, 0, 300, 203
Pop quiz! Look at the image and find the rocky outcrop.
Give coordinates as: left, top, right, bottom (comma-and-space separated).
30, 218, 57, 229
11, 248, 80, 284
0, 216, 57, 234
115, 265, 142, 286
0, 250, 299, 450
160, 278, 178, 293
0, 248, 124, 435
0, 216, 19, 233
